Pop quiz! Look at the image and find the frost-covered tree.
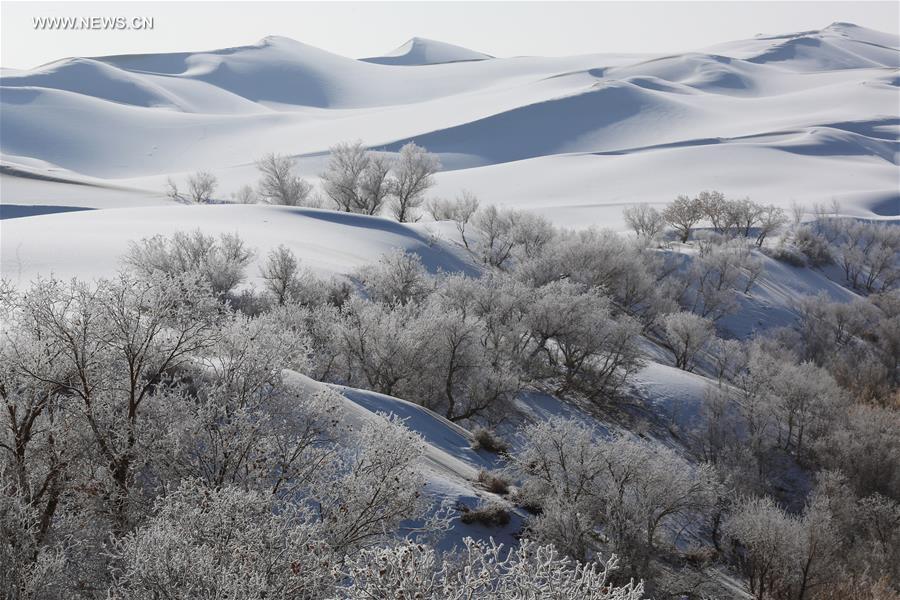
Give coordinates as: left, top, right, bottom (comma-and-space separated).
0, 475, 70, 600
321, 141, 393, 215
405, 301, 521, 421
260, 244, 301, 305
813, 404, 900, 500
755, 205, 788, 247
674, 241, 763, 320
623, 204, 666, 240
258, 245, 322, 307
164, 177, 185, 203
231, 184, 257, 204
355, 249, 432, 306
514, 228, 672, 324
724, 494, 839, 600
427, 191, 480, 249
1, 273, 222, 534
471, 205, 517, 268
512, 418, 718, 571
508, 211, 556, 260
831, 220, 900, 292
340, 537, 646, 599
709, 337, 747, 383
764, 360, 845, 457
124, 229, 254, 299
663, 194, 704, 243
697, 190, 731, 235
187, 170, 218, 204
107, 481, 337, 600
334, 298, 427, 397
162, 312, 340, 495
256, 153, 312, 206
312, 414, 428, 552
389, 142, 441, 222
662, 311, 714, 371
526, 281, 642, 397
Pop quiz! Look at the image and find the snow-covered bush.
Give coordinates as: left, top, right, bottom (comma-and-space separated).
256, 153, 313, 206
512, 418, 719, 570
311, 414, 428, 552
259, 246, 325, 305
426, 190, 480, 244
355, 248, 432, 306
526, 281, 642, 397
321, 141, 393, 215
187, 170, 218, 204
663, 194, 704, 243
339, 537, 646, 600
389, 142, 441, 222
124, 229, 254, 298
107, 481, 337, 600
623, 204, 666, 240
477, 469, 511, 495
662, 311, 714, 371
724, 494, 839, 600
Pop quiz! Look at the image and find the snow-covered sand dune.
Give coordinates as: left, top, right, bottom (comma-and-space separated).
0, 204, 475, 285
1, 22, 897, 224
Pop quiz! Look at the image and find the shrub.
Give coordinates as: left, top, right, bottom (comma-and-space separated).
123, 230, 254, 299
477, 469, 511, 495
768, 242, 807, 267
470, 426, 509, 454
256, 153, 312, 206
510, 488, 544, 515
459, 501, 511, 527
794, 226, 832, 266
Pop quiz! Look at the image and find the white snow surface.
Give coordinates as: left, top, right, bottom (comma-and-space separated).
283, 372, 522, 548
2, 22, 897, 226
0, 204, 475, 285
362, 37, 493, 65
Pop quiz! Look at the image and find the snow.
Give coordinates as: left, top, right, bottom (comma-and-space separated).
362, 37, 493, 66
283, 371, 521, 549
2, 23, 897, 224
0, 204, 476, 284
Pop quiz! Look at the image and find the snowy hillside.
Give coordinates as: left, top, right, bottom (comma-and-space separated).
2, 22, 897, 225
0, 204, 475, 285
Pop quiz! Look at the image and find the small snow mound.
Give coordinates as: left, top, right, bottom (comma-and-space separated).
362, 37, 493, 66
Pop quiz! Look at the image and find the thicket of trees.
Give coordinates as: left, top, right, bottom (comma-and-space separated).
645, 191, 787, 247
12, 171, 900, 599
0, 265, 647, 599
